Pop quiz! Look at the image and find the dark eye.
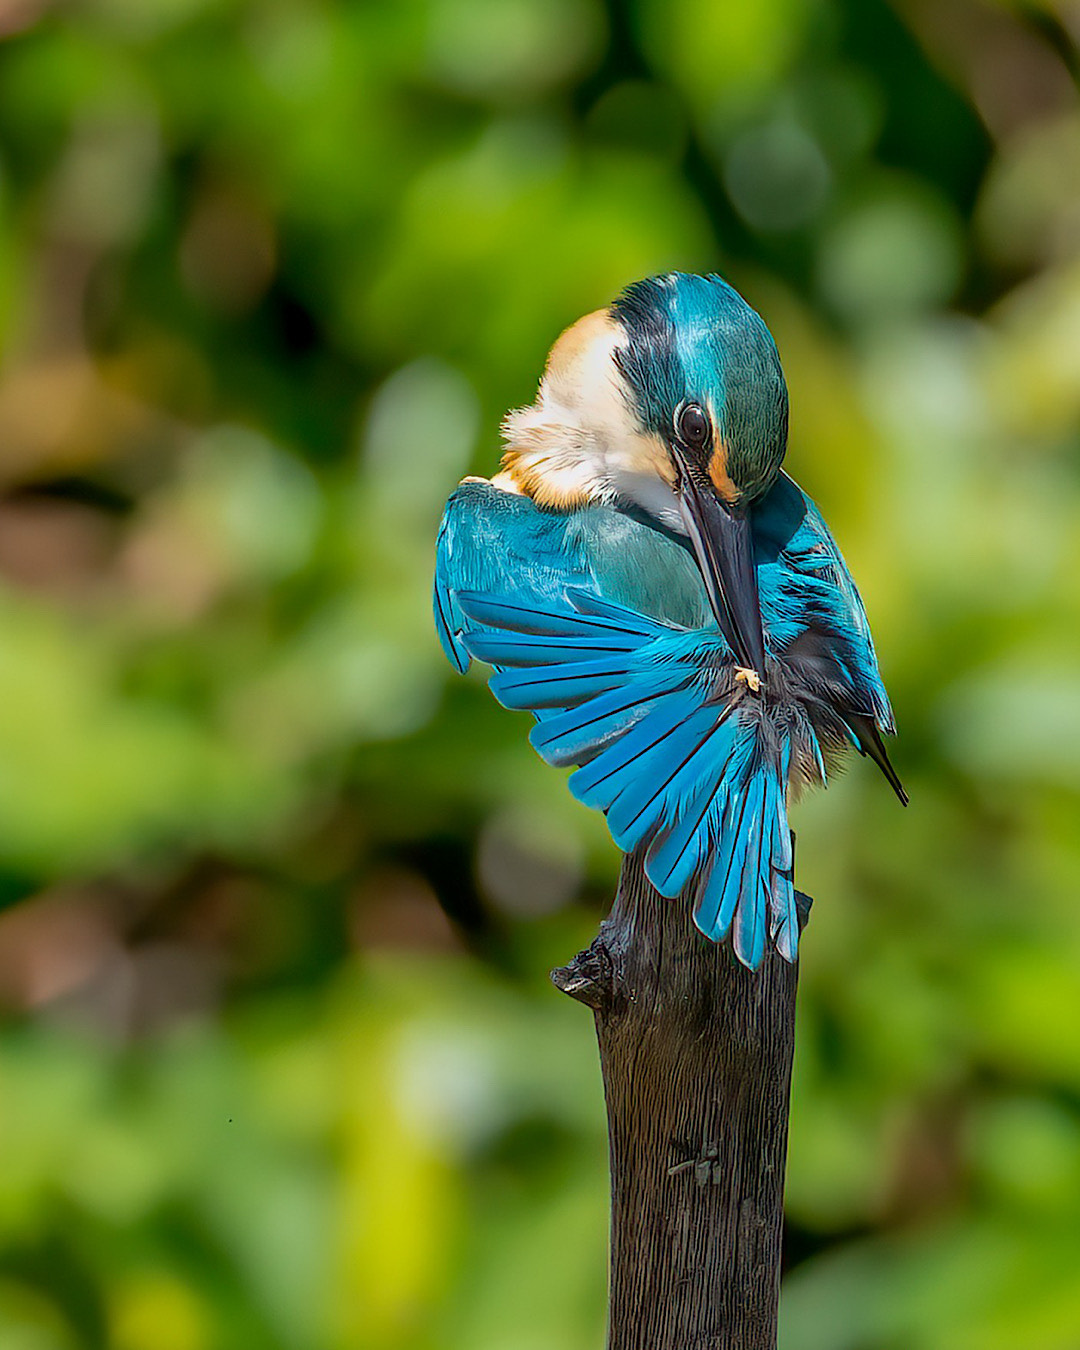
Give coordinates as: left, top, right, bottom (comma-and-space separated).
677, 402, 710, 449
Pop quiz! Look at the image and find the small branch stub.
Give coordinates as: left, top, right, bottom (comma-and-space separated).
550, 939, 613, 1011
553, 848, 802, 1350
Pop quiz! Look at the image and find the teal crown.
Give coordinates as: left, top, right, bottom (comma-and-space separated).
612, 273, 789, 502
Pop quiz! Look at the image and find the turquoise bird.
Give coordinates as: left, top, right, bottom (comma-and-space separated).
434, 273, 905, 969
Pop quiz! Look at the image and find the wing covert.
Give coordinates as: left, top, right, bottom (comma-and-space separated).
433, 480, 593, 674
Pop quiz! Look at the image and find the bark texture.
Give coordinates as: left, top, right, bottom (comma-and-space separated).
552, 847, 801, 1350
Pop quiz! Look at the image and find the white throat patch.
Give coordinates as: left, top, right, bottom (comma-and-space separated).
499, 309, 680, 524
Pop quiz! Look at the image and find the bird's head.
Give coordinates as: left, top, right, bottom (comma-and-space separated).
499, 272, 788, 679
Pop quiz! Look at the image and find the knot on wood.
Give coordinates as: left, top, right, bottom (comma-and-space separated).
550, 938, 614, 1010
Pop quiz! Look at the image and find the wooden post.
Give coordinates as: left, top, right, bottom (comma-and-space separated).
552, 845, 802, 1350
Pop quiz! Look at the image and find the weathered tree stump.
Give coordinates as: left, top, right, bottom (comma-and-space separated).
552, 846, 802, 1350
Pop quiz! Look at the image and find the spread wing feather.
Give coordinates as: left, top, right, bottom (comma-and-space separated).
456, 587, 801, 968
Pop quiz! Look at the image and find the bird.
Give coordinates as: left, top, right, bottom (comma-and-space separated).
433, 272, 905, 969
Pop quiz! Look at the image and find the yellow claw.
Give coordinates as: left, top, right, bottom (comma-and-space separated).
734, 667, 762, 693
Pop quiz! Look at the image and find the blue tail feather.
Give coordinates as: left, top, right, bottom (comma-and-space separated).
695, 791, 752, 943
686, 751, 795, 970
770, 868, 798, 963
733, 780, 770, 969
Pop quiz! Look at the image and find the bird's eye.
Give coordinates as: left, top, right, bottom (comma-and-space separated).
677, 402, 710, 449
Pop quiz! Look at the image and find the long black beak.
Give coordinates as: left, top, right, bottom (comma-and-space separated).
675, 467, 767, 679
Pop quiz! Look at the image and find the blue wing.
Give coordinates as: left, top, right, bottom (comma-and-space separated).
435, 481, 803, 968
458, 588, 798, 967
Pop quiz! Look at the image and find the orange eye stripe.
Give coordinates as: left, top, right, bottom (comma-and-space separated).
707, 438, 739, 502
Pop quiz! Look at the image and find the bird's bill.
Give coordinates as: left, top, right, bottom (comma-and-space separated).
676, 474, 767, 680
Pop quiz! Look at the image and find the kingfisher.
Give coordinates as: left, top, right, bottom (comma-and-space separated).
433, 273, 905, 969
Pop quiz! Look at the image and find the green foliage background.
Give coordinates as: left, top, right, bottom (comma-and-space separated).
0, 0, 1077, 1346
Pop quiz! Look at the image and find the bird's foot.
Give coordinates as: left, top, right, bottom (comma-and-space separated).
734, 666, 762, 693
